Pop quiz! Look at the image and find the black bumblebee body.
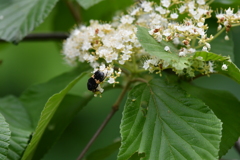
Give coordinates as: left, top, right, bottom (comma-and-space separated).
87, 70, 106, 92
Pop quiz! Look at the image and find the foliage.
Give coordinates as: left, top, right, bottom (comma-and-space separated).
1, 0, 240, 160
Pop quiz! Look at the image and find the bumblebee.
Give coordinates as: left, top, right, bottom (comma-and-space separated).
87, 70, 106, 92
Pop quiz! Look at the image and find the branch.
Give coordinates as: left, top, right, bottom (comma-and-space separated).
76, 80, 132, 160
65, 1, 82, 24
0, 33, 69, 42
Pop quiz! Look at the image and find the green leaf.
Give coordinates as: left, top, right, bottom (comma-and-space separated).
211, 0, 240, 10
87, 140, 121, 160
136, 26, 189, 71
0, 113, 11, 160
193, 51, 228, 61
192, 51, 240, 84
216, 60, 240, 84
0, 96, 32, 131
7, 126, 32, 160
20, 65, 90, 128
118, 78, 222, 160
21, 71, 87, 160
32, 94, 92, 160
80, 0, 134, 22
76, 0, 105, 10
0, 0, 59, 43
180, 82, 240, 157
0, 96, 32, 160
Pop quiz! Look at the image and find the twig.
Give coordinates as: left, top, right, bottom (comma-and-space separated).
76, 80, 132, 160
131, 78, 148, 83
65, 0, 82, 24
0, 33, 69, 42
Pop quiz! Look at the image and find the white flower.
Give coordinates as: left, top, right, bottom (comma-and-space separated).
216, 13, 224, 20
155, 6, 167, 14
217, 25, 222, 31
130, 8, 140, 16
96, 85, 104, 93
188, 48, 196, 53
173, 37, 180, 45
208, 61, 215, 73
222, 64, 228, 70
188, 1, 195, 10
161, 0, 170, 8
122, 53, 131, 61
225, 35, 229, 40
178, 5, 186, 13
99, 64, 106, 71
163, 29, 171, 37
82, 41, 92, 51
179, 51, 186, 56
108, 77, 115, 84
170, 13, 179, 19
164, 46, 170, 52
119, 60, 125, 65
148, 29, 154, 35
202, 46, 208, 52
226, 8, 233, 16
120, 15, 135, 24
143, 60, 150, 70
205, 43, 211, 49
179, 48, 188, 56
223, 21, 229, 26
141, 1, 153, 12
197, 0, 205, 5
72, 29, 80, 36
197, 22, 204, 27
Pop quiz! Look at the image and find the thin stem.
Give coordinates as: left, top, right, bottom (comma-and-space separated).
232, 23, 240, 27
206, 0, 214, 5
65, 0, 82, 24
76, 79, 132, 160
76, 110, 116, 160
191, 38, 197, 48
114, 66, 130, 76
0, 33, 69, 42
195, 26, 226, 49
131, 78, 148, 83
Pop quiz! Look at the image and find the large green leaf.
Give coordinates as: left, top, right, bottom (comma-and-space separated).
118, 78, 222, 160
32, 94, 92, 160
0, 113, 11, 160
0, 0, 59, 43
76, 0, 105, 10
20, 64, 90, 128
136, 26, 189, 71
180, 82, 240, 157
0, 96, 32, 160
21, 72, 87, 160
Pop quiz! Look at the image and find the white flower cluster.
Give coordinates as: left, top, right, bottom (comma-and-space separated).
63, 0, 232, 87
63, 19, 142, 86
216, 8, 240, 32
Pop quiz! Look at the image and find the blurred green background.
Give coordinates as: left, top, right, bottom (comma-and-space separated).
1, 0, 240, 159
